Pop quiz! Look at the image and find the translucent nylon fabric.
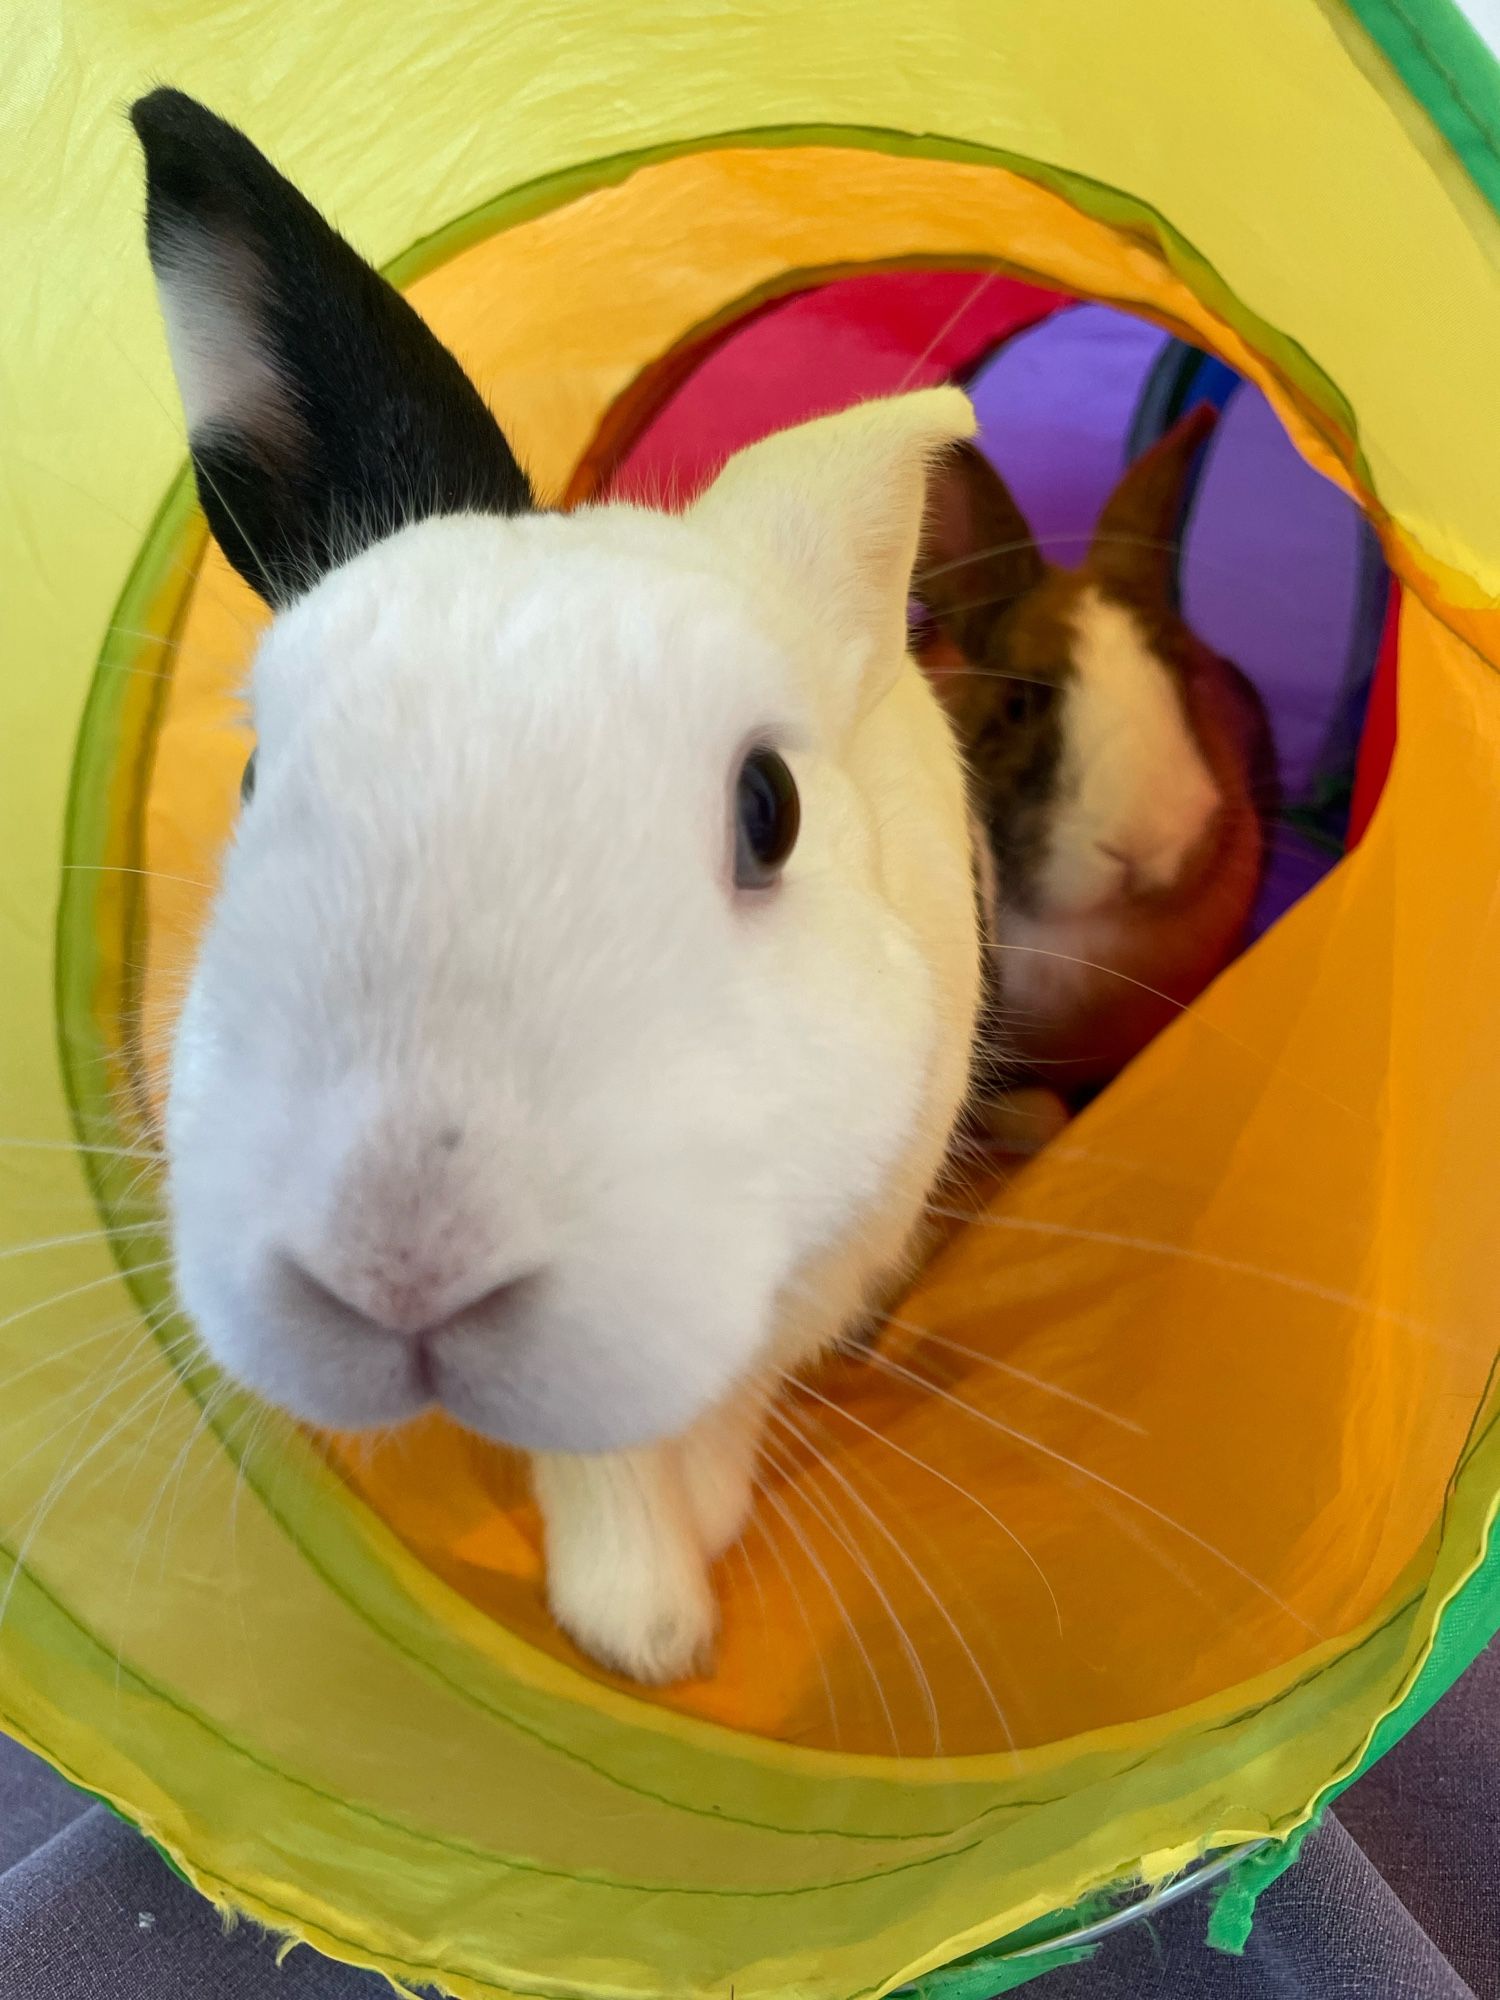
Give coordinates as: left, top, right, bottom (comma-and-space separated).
4, 4, 1500, 1996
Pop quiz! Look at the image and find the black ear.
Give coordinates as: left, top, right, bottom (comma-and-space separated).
130, 89, 533, 606
915, 441, 1046, 660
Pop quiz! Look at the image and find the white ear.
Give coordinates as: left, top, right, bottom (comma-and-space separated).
692, 388, 977, 708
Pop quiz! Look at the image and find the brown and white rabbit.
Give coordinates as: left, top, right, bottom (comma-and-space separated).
132, 91, 984, 1685
918, 407, 1276, 1105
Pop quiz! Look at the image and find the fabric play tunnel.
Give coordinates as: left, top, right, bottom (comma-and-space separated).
4, 2, 1500, 1995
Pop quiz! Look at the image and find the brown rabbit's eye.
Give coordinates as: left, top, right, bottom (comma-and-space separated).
240, 750, 257, 805
1001, 679, 1057, 727
734, 746, 799, 888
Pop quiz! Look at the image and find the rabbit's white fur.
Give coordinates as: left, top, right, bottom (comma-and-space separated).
166, 393, 983, 1681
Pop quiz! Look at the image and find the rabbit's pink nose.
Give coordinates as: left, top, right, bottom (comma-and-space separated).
1097, 842, 1138, 890
1098, 838, 1195, 896
274, 1251, 535, 1345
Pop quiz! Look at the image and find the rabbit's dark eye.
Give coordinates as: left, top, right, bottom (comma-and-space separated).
1001, 679, 1057, 728
734, 746, 799, 888
240, 750, 257, 805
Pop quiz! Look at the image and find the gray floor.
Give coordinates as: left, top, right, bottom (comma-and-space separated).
1, 1642, 1494, 1998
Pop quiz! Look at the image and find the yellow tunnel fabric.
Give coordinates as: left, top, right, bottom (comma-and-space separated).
3, 3, 1500, 1997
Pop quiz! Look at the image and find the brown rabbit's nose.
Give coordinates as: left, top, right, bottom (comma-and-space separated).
1098, 829, 1209, 897
1097, 842, 1139, 891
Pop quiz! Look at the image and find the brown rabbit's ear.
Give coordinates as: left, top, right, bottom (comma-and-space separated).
1090, 403, 1218, 601
915, 441, 1045, 659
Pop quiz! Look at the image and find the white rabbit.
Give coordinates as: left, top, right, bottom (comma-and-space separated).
133, 90, 983, 1684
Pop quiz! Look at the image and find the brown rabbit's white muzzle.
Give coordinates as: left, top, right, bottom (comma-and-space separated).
1037, 588, 1222, 918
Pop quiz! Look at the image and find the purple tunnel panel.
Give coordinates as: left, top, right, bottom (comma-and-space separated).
966, 304, 1171, 565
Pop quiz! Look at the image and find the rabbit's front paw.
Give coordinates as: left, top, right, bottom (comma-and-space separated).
535, 1446, 719, 1684
547, 1531, 717, 1684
